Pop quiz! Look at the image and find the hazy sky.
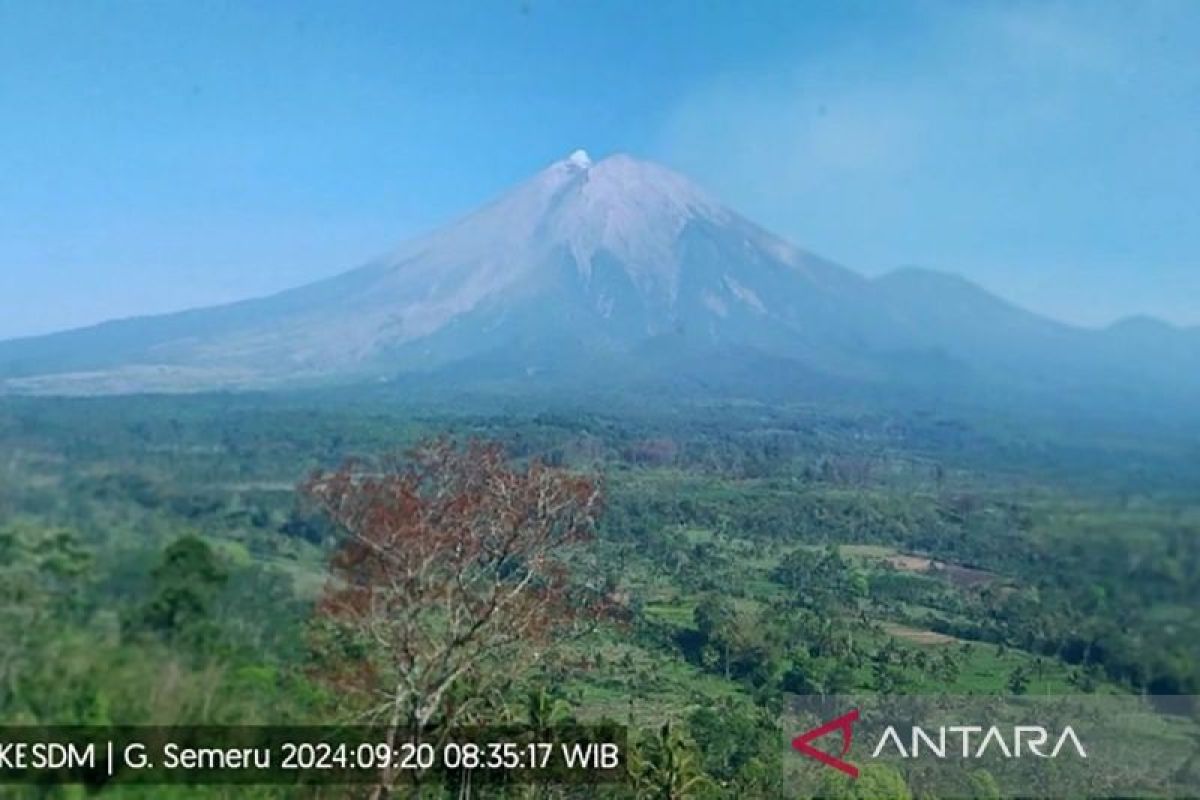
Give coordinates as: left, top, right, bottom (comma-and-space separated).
2, 0, 1198, 340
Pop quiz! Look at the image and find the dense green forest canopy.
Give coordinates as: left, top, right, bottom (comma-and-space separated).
0, 390, 1196, 798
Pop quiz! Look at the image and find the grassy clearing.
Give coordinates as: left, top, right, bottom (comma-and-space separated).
880, 622, 960, 646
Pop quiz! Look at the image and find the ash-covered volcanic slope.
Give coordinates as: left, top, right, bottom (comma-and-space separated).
0, 151, 888, 392
1, 150, 1196, 404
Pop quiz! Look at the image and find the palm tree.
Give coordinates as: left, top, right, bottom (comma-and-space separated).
526, 686, 572, 732
630, 722, 714, 799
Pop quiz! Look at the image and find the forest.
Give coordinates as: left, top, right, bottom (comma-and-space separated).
1, 390, 1197, 798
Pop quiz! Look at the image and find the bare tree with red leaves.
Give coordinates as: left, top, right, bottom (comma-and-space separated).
303, 438, 608, 793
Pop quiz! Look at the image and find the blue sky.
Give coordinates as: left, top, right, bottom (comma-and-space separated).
1, 0, 1197, 339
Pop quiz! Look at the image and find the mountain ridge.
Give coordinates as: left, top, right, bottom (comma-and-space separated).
1, 151, 1196, 408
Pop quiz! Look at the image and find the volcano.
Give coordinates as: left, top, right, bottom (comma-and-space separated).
1, 150, 1196, 407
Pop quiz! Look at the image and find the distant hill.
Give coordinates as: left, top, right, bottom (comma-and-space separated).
1, 150, 1196, 415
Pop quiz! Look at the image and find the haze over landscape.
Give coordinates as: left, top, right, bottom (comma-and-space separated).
3, 0, 1199, 340
1, 149, 1196, 413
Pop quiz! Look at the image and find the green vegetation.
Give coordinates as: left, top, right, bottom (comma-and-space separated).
0, 393, 1196, 797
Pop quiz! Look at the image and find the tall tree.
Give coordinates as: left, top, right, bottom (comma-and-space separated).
631, 722, 712, 800
303, 438, 609, 794
129, 535, 228, 645
693, 594, 738, 679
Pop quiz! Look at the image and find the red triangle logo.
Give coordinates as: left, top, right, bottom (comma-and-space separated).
791, 708, 860, 778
